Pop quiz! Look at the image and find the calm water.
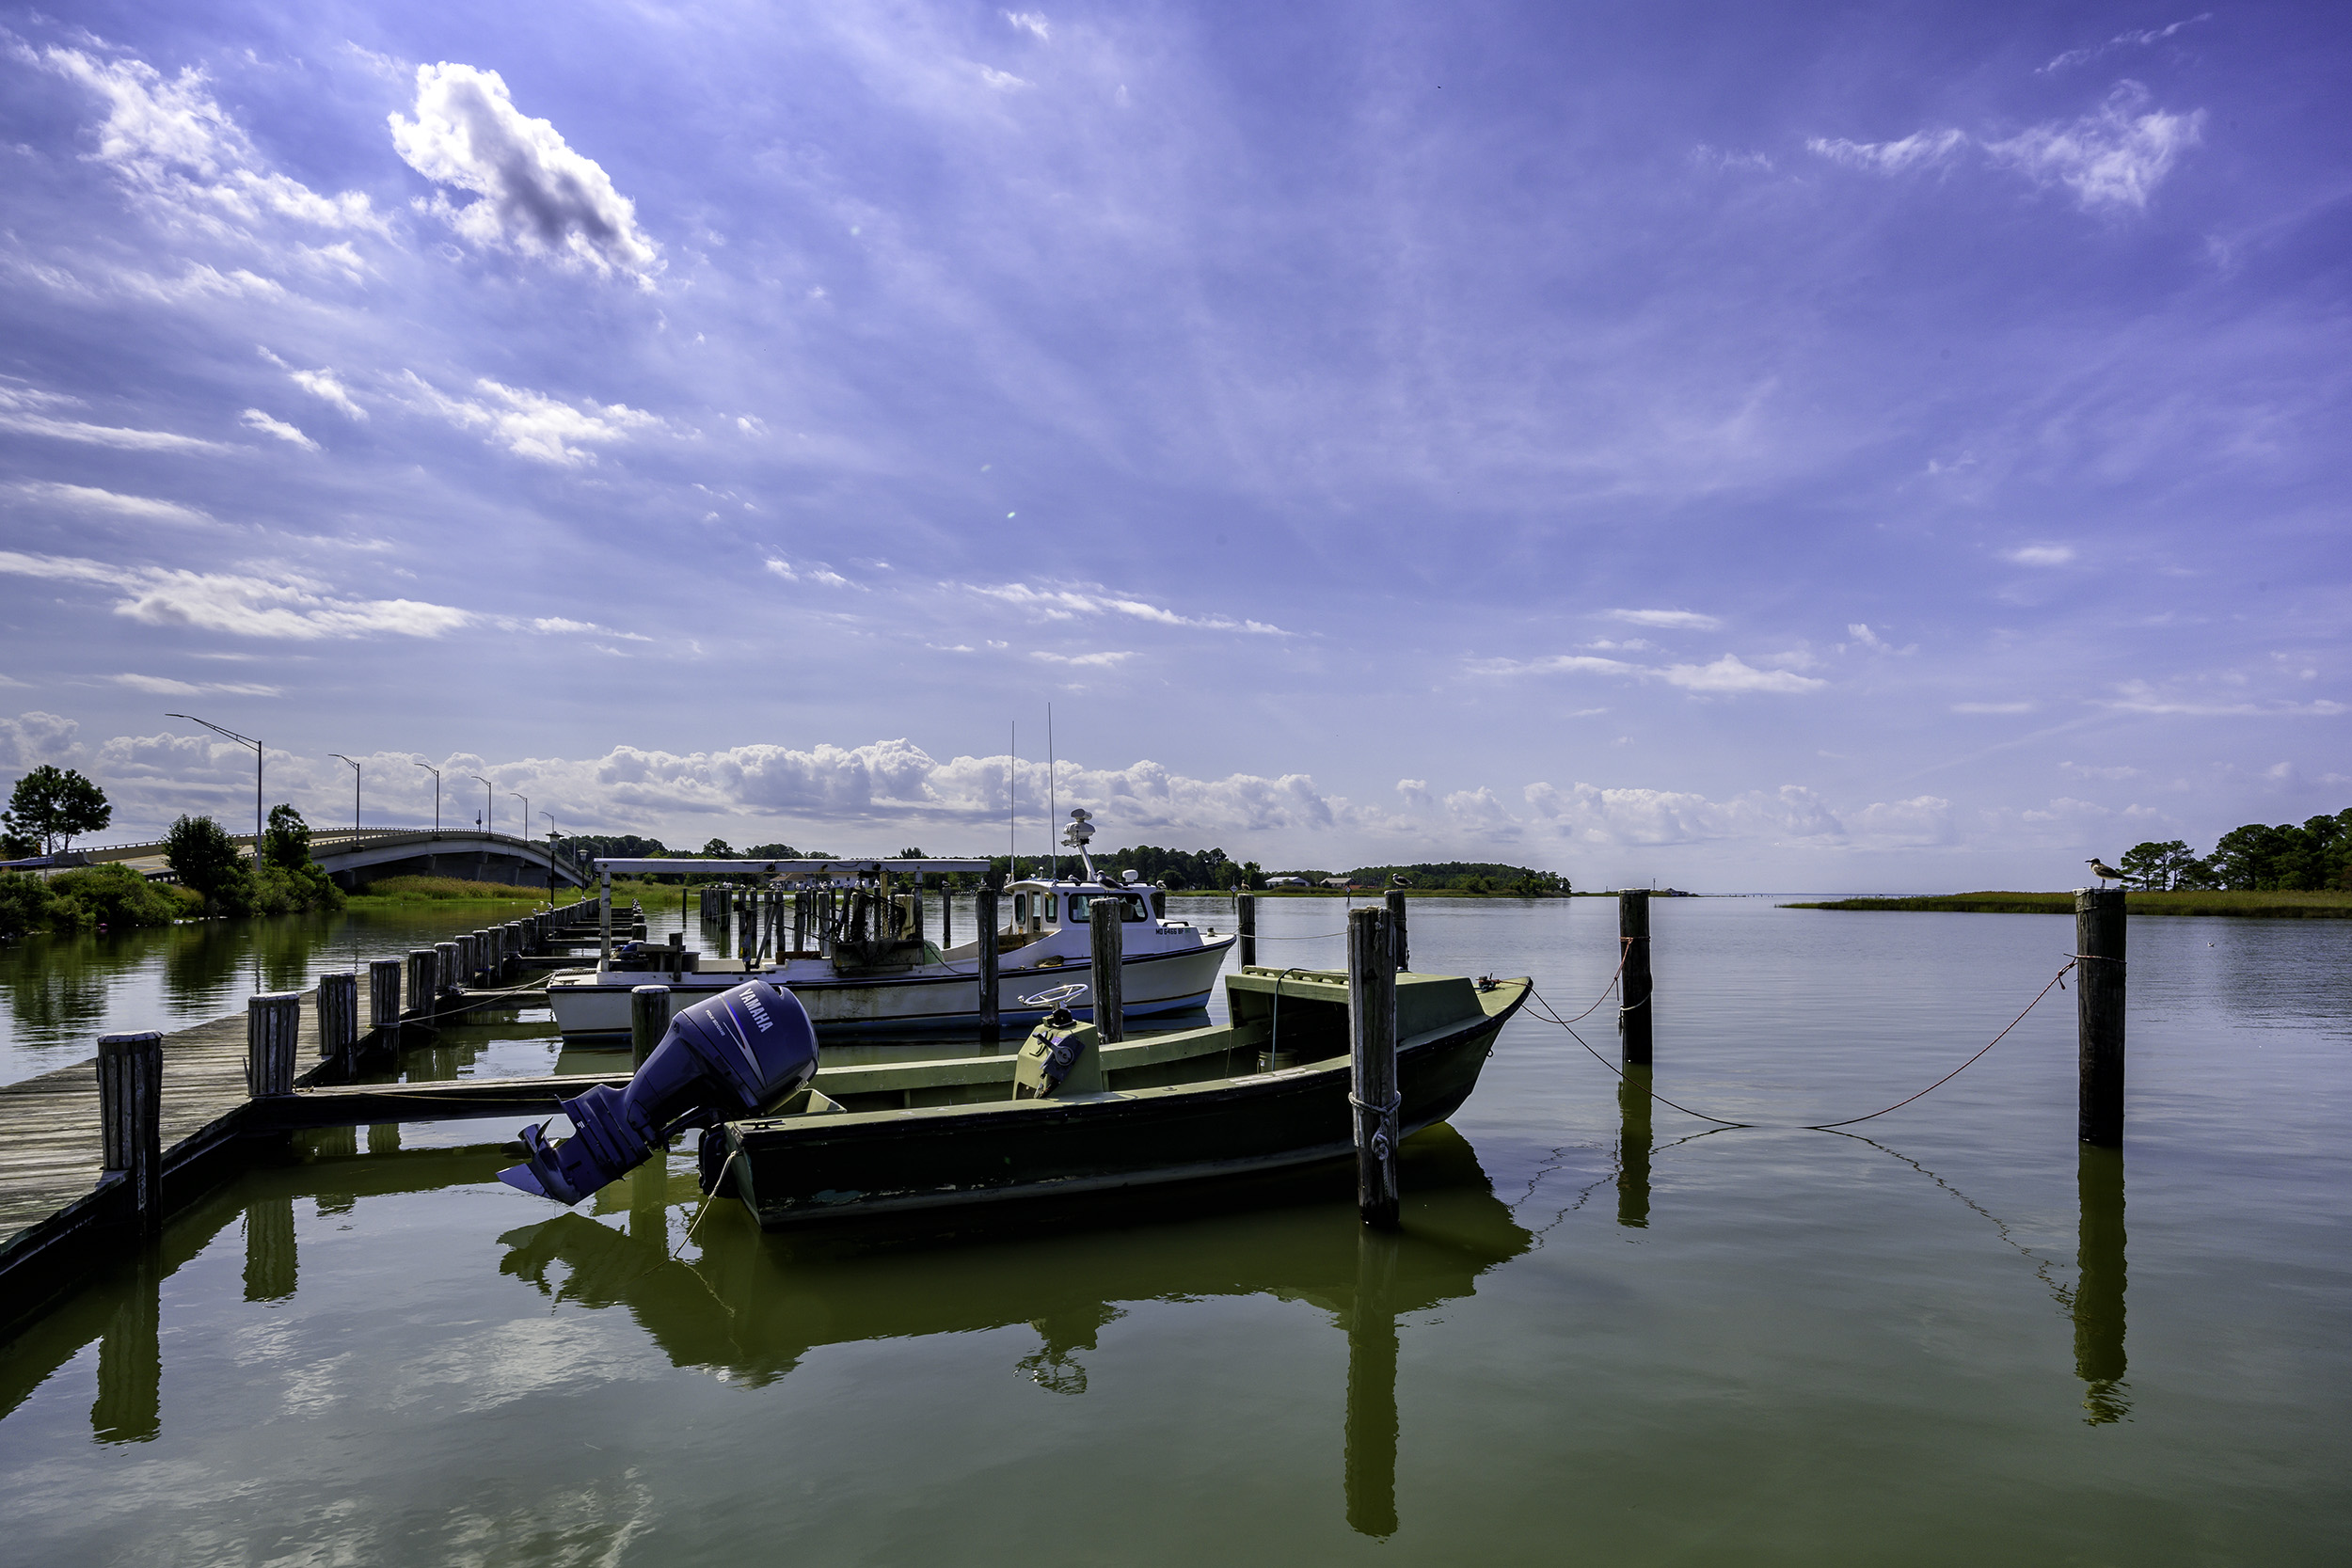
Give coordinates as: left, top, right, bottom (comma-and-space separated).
2, 895, 2347, 1565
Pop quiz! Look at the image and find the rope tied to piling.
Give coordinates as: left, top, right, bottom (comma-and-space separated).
1525, 954, 2085, 1132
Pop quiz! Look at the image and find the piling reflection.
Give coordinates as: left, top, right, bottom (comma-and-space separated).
243, 1196, 298, 1302
89, 1244, 160, 1444
499, 1125, 1528, 1535
1615, 1066, 1652, 1228
2074, 1145, 2129, 1424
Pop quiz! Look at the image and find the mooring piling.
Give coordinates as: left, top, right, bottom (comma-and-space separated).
1237, 893, 1258, 968
1347, 905, 1401, 1230
629, 985, 672, 1071
1090, 898, 1125, 1042
433, 942, 460, 1005
1618, 890, 1653, 1067
318, 971, 358, 1068
405, 948, 437, 1018
2076, 888, 2126, 1146
246, 993, 300, 1099
1384, 889, 1409, 973
977, 887, 1001, 1042
96, 1031, 163, 1236
368, 958, 402, 1037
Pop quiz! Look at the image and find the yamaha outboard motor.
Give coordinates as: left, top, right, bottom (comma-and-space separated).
500, 979, 818, 1205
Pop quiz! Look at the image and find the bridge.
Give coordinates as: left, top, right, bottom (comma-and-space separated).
72, 829, 591, 892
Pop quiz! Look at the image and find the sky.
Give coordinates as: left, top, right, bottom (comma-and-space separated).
0, 1, 2344, 891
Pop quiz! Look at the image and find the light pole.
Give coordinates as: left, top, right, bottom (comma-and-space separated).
509, 792, 529, 847
471, 776, 493, 840
413, 760, 440, 835
167, 713, 261, 846
329, 753, 359, 834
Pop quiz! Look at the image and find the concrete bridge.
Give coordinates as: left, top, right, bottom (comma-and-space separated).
76, 829, 591, 892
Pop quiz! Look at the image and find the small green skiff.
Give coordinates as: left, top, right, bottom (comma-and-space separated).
699, 965, 1531, 1227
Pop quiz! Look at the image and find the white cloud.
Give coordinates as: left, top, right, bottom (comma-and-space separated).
764, 557, 853, 588
1466, 654, 1638, 677
390, 63, 662, 283
0, 711, 84, 768
2040, 13, 2213, 73
1660, 655, 1827, 694
1986, 83, 2203, 212
9, 482, 213, 525
403, 372, 660, 465
1843, 624, 1915, 656
0, 387, 233, 452
2004, 543, 2075, 566
977, 67, 1033, 92
1004, 11, 1052, 41
0, 549, 471, 640
15, 40, 384, 236
240, 408, 318, 450
1952, 701, 2037, 714
1522, 780, 1946, 849
1806, 128, 1968, 174
2100, 682, 2348, 718
1032, 650, 1134, 667
1395, 779, 1433, 809
290, 367, 366, 420
1607, 608, 1722, 630
109, 673, 281, 697
967, 581, 1290, 636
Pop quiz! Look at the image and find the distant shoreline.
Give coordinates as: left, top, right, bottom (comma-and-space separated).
1783, 891, 2352, 918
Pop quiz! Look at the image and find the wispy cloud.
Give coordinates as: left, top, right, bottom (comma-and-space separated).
1607, 608, 1721, 631
1032, 650, 1134, 667
0, 550, 471, 639
8, 482, 214, 525
1004, 11, 1051, 42
1806, 128, 1966, 174
109, 673, 281, 697
968, 582, 1290, 636
1987, 83, 2204, 212
1952, 701, 2037, 715
2004, 543, 2076, 566
2039, 13, 2213, 74
0, 386, 233, 452
240, 408, 317, 450
403, 372, 660, 465
764, 557, 853, 588
1661, 655, 1827, 694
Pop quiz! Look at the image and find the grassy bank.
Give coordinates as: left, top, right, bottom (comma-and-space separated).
1784, 890, 2352, 918
350, 876, 559, 904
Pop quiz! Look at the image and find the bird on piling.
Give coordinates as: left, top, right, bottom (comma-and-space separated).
2086, 858, 2137, 888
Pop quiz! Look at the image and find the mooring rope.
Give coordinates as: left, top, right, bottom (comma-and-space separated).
1525, 954, 2083, 1132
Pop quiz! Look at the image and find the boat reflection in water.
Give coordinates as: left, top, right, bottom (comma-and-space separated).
498, 1124, 1530, 1539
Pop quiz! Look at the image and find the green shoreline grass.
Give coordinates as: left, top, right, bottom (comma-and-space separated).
348, 875, 565, 904
1783, 890, 2352, 918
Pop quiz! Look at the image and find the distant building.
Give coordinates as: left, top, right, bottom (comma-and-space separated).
1319, 878, 1352, 890
1264, 876, 1309, 888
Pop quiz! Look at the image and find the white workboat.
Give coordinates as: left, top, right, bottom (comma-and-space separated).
547, 827, 1234, 1040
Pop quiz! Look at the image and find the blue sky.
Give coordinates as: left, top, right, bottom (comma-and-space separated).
0, 1, 2344, 889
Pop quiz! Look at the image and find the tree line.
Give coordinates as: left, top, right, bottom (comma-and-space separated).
2118, 808, 2352, 891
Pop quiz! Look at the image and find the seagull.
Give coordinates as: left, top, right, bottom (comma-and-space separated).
2086, 858, 2137, 888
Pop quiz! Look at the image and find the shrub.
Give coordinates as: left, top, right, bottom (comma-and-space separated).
0, 871, 68, 937
47, 863, 193, 928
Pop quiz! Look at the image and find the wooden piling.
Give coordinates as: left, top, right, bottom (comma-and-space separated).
318, 971, 358, 1067
96, 1031, 163, 1236
1384, 889, 1409, 973
2076, 888, 2126, 1147
630, 985, 672, 1071
246, 992, 300, 1098
405, 948, 437, 1016
941, 880, 953, 946
1617, 890, 1652, 1068
368, 958, 402, 1034
1347, 906, 1401, 1230
977, 888, 1001, 1042
433, 942, 459, 1006
1237, 893, 1258, 968
1090, 898, 1125, 1042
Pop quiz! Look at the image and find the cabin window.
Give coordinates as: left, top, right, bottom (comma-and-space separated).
1040, 895, 1059, 926
1012, 892, 1029, 926
1069, 893, 1149, 924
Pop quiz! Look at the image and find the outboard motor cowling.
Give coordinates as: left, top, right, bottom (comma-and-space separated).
500, 979, 818, 1205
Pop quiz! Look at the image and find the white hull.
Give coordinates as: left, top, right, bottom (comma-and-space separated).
548, 937, 1233, 1038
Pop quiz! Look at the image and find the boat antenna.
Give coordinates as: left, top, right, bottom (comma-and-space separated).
1009, 720, 1017, 882
1046, 702, 1056, 885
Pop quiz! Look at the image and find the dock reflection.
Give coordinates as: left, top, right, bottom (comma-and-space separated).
498, 1124, 1530, 1538
2074, 1146, 2128, 1424
1615, 1067, 1652, 1228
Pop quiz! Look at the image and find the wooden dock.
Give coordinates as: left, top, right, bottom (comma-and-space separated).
0, 901, 611, 1342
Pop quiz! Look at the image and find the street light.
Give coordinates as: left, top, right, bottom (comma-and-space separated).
413, 760, 441, 835
470, 776, 493, 840
329, 753, 360, 834
509, 792, 529, 847
167, 713, 262, 846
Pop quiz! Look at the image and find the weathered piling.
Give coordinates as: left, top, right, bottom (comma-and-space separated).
1090, 899, 1125, 1042
1347, 906, 1401, 1230
793, 892, 809, 955
738, 903, 755, 965
433, 942, 459, 1003
1618, 890, 1652, 1068
96, 1031, 163, 1236
2076, 888, 2126, 1147
630, 985, 672, 1071
1237, 893, 1258, 967
977, 888, 1001, 1042
405, 948, 437, 1016
1344, 1228, 1401, 1539
318, 971, 358, 1067
940, 881, 953, 946
456, 933, 478, 985
246, 992, 300, 1098
368, 958, 402, 1034
1384, 889, 1409, 973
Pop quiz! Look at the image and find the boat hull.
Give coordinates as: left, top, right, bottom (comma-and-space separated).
711, 976, 1527, 1228
548, 937, 1234, 1039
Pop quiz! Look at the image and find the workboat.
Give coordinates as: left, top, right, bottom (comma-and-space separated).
546, 816, 1235, 1039
696, 963, 1530, 1228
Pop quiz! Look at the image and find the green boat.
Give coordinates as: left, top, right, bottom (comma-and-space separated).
697, 965, 1532, 1228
